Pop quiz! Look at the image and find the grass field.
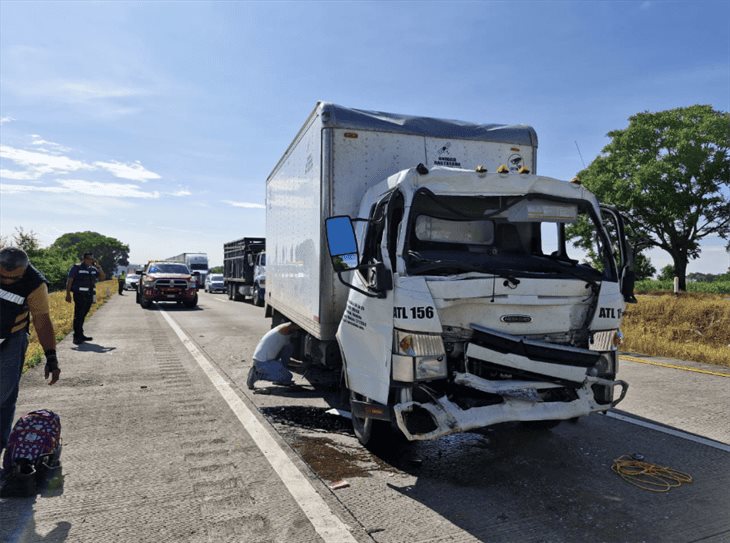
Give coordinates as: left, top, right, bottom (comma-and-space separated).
24, 280, 117, 371
636, 279, 730, 294
621, 293, 730, 367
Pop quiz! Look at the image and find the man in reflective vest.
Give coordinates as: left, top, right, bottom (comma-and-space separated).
65, 252, 105, 345
118, 270, 126, 296
0, 247, 60, 454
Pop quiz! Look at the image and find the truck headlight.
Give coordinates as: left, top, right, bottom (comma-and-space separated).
392, 330, 447, 382
394, 330, 445, 356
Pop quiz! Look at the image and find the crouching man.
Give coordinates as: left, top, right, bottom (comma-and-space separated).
246, 322, 299, 390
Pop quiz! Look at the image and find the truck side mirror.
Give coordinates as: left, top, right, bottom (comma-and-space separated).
325, 216, 360, 271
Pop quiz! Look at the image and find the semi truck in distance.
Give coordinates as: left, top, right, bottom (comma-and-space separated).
223, 237, 265, 303
165, 253, 209, 288
265, 102, 635, 446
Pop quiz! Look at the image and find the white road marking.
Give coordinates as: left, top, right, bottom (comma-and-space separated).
159, 310, 358, 543
606, 411, 730, 453
211, 297, 228, 303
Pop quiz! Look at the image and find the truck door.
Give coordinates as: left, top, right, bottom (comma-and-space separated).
600, 206, 636, 303
338, 195, 395, 406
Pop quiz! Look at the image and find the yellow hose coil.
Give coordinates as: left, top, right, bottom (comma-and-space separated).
611, 455, 693, 492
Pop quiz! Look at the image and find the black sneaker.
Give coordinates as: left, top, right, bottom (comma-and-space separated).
81, 335, 93, 341
72, 337, 84, 345
246, 367, 258, 390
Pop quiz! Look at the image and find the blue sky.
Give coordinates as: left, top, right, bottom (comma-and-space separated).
1, 0, 728, 272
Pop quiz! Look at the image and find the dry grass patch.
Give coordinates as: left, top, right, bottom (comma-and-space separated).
24, 280, 117, 371
621, 293, 730, 367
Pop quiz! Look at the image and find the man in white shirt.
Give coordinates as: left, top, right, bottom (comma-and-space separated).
246, 322, 300, 390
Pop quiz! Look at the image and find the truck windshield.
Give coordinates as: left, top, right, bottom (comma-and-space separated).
404, 190, 615, 282
148, 264, 190, 274
190, 263, 208, 270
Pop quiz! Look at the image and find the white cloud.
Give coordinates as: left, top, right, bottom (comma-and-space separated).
55, 80, 146, 101
1, 179, 159, 199
58, 179, 159, 199
0, 117, 15, 125
1, 183, 67, 194
30, 134, 71, 153
0, 169, 38, 181
9, 77, 149, 106
0, 145, 93, 179
169, 189, 192, 197
223, 199, 265, 209
94, 160, 161, 182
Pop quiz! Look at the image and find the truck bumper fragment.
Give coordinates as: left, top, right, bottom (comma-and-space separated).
392, 371, 628, 442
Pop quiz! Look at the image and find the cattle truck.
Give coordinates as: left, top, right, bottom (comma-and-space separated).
265, 102, 635, 446
223, 237, 266, 303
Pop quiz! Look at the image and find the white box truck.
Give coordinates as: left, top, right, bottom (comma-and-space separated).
265, 102, 634, 446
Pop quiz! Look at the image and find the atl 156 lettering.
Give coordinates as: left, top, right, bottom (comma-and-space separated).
394, 306, 435, 319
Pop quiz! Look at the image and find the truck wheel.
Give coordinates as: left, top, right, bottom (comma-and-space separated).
350, 391, 390, 449
140, 297, 152, 309
253, 285, 264, 307
184, 294, 198, 309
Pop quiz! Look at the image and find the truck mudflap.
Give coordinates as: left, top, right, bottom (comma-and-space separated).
393, 372, 628, 441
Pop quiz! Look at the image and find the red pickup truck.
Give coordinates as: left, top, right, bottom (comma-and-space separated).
136, 261, 198, 309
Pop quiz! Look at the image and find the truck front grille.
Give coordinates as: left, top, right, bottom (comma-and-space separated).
154, 279, 188, 288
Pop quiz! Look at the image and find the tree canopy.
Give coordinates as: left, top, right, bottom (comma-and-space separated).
50, 231, 130, 278
577, 105, 730, 290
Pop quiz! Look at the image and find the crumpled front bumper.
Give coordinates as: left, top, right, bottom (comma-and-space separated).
393, 372, 628, 441
392, 325, 629, 441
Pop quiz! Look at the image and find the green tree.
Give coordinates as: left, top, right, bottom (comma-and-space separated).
577, 105, 730, 291
208, 266, 223, 273
657, 264, 675, 281
634, 253, 656, 281
0, 227, 76, 290
51, 231, 130, 277
31, 247, 76, 291
11, 227, 42, 255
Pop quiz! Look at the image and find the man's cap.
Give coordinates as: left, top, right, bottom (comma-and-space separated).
83, 252, 94, 258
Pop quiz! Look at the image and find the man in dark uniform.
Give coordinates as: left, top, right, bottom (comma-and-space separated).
0, 247, 60, 454
118, 270, 126, 296
65, 252, 105, 345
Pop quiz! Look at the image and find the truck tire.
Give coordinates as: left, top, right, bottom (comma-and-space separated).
183, 294, 198, 309
253, 285, 264, 307
350, 391, 391, 449
140, 297, 152, 309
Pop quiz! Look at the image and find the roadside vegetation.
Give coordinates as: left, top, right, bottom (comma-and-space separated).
24, 280, 117, 371
621, 293, 730, 367
635, 278, 730, 295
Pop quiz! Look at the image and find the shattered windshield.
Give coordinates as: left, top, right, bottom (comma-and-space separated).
404, 190, 614, 281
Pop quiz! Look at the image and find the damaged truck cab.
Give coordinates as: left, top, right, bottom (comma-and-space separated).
326, 167, 633, 444
264, 102, 634, 446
